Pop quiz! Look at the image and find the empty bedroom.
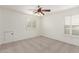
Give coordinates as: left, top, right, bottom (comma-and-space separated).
0, 5, 79, 53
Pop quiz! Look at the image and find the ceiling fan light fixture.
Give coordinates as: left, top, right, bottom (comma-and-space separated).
35, 13, 43, 16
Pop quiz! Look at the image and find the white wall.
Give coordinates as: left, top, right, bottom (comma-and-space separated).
0, 9, 3, 43
0, 8, 40, 44
41, 7, 79, 46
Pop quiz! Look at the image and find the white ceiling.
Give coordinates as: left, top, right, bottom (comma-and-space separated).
0, 5, 78, 15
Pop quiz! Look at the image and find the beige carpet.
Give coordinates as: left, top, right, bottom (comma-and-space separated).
0, 36, 79, 53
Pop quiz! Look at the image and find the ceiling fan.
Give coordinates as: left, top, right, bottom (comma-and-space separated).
33, 5, 51, 15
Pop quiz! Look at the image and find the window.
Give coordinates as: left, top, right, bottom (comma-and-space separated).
64, 16, 71, 35
64, 15, 79, 36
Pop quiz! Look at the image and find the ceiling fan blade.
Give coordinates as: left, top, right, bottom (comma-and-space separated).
40, 12, 45, 15
42, 9, 51, 12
